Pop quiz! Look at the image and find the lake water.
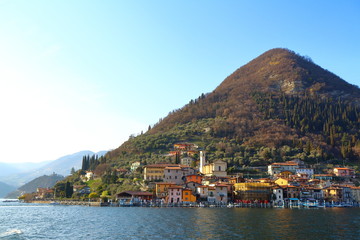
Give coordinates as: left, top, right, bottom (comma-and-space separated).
1, 200, 360, 239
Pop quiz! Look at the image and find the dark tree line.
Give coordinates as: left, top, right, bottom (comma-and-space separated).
253, 92, 360, 159
81, 154, 107, 171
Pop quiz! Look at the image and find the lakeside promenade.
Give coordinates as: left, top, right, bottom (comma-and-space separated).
26, 199, 360, 208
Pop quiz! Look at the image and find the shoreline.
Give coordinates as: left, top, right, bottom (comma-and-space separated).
24, 200, 360, 209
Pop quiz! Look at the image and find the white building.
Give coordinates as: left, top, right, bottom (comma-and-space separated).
268, 161, 299, 176
272, 186, 284, 206
296, 168, 314, 178
181, 157, 195, 167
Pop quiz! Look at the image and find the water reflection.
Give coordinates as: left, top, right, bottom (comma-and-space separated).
1, 205, 360, 239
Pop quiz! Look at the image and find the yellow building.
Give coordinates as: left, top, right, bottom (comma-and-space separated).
155, 182, 177, 198
201, 160, 227, 177
144, 164, 181, 181
323, 187, 342, 202
182, 188, 197, 203
275, 178, 290, 186
234, 182, 273, 201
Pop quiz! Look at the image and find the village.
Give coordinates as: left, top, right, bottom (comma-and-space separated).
33, 143, 360, 208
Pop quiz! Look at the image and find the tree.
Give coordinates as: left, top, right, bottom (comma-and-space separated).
70, 167, 76, 175
65, 181, 73, 198
89, 192, 99, 199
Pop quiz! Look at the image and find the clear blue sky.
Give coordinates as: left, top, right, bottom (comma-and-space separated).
0, 0, 359, 163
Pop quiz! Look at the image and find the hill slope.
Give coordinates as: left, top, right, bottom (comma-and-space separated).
107, 48, 360, 168
0, 150, 108, 187
5, 174, 64, 199
0, 182, 16, 198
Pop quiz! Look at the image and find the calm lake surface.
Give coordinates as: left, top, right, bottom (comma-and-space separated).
1, 200, 360, 240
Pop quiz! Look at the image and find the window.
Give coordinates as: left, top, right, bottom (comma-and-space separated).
175, 176, 177, 179
218, 166, 221, 171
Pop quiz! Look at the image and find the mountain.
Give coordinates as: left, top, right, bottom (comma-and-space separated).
106, 48, 360, 168
0, 182, 16, 198
0, 162, 50, 177
0, 150, 108, 187
5, 174, 64, 199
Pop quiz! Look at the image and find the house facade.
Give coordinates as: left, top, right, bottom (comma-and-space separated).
268, 162, 299, 176
182, 188, 196, 203
164, 166, 196, 184
333, 168, 355, 178
167, 186, 183, 203
201, 160, 227, 177
234, 182, 273, 201
155, 182, 176, 199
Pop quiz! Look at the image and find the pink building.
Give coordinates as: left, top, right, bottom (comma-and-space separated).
167, 186, 183, 203
333, 168, 355, 177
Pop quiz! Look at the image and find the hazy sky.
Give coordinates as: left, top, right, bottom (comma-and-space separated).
0, 1, 359, 163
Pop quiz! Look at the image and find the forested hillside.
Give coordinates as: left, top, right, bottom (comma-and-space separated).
105, 48, 360, 170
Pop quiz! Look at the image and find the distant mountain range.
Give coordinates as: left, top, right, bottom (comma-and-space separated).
0, 182, 16, 198
0, 150, 107, 197
0, 162, 50, 177
5, 173, 65, 199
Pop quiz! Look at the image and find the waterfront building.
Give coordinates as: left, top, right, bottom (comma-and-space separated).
323, 186, 343, 202
167, 185, 183, 203
351, 187, 360, 203
272, 186, 284, 204
282, 185, 300, 199
182, 188, 197, 203
36, 188, 54, 199
197, 186, 209, 201
155, 182, 176, 199
233, 182, 273, 201
207, 186, 216, 203
215, 184, 228, 203
116, 191, 153, 205
299, 187, 323, 200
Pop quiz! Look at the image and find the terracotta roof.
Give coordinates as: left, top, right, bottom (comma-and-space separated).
165, 167, 182, 170
168, 185, 183, 189
272, 162, 298, 166
156, 182, 176, 185
117, 191, 153, 196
